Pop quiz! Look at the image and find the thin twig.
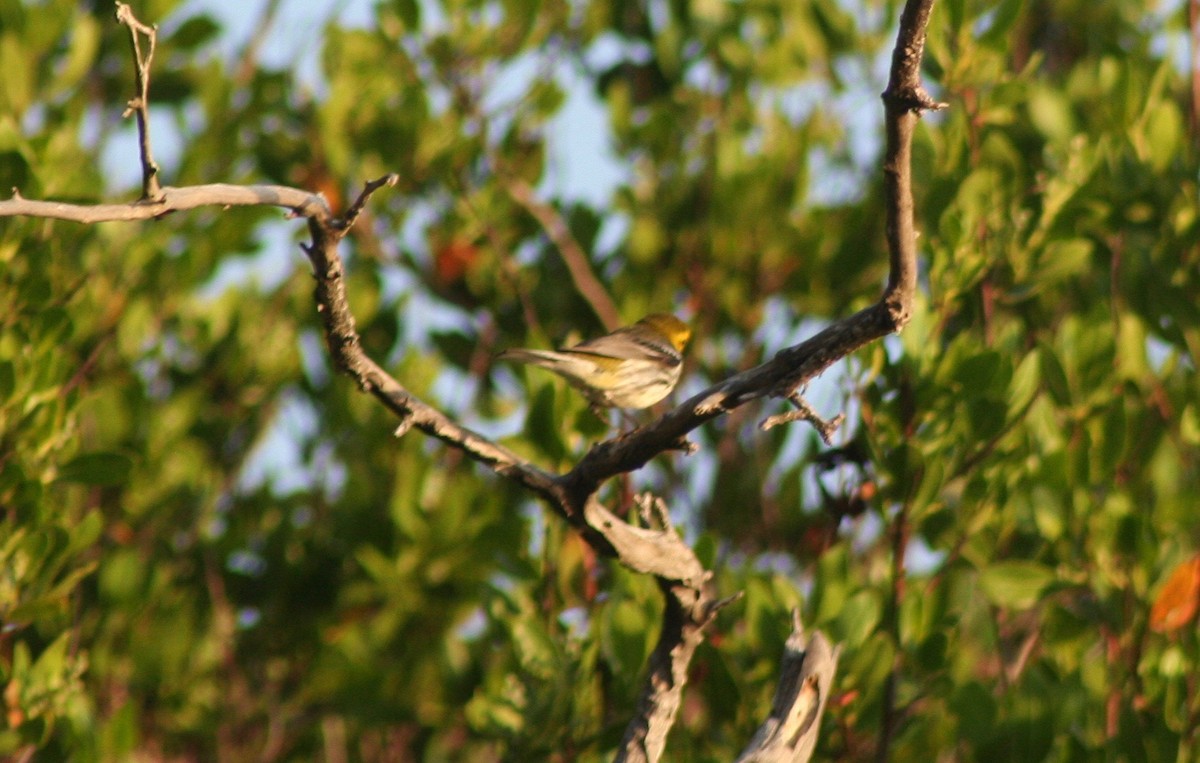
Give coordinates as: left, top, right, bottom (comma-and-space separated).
506, 176, 623, 331
114, 3, 163, 201
1191, 0, 1200, 136
234, 0, 283, 85
339, 174, 399, 235
875, 501, 910, 763
760, 393, 846, 444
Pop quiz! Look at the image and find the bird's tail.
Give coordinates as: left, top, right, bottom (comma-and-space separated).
497, 348, 572, 370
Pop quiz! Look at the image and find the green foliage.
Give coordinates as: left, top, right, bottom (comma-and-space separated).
2, 0, 1199, 760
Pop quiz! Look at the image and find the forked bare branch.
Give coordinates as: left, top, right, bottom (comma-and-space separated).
0, 0, 944, 759
115, 2, 164, 202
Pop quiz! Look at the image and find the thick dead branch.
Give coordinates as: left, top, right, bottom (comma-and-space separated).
616, 580, 718, 763
737, 615, 841, 763
298, 204, 564, 504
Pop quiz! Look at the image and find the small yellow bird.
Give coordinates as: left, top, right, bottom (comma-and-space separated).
499, 314, 691, 410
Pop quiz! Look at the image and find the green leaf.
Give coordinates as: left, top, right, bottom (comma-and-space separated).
1037, 239, 1093, 286
967, 397, 1007, 439
170, 15, 222, 50
525, 383, 567, 461
0, 359, 14, 402
1027, 85, 1076, 142
851, 632, 897, 696
915, 631, 948, 672
57, 452, 132, 486
837, 589, 881, 648
1037, 344, 1071, 406
978, 0, 1025, 46
980, 561, 1055, 609
0, 33, 32, 115
48, 14, 99, 98
394, 0, 421, 29
603, 599, 651, 676
1143, 99, 1182, 172
1007, 351, 1040, 419
1096, 400, 1127, 474
952, 680, 997, 739
98, 549, 145, 603
1114, 314, 1149, 381
1181, 404, 1200, 446
951, 350, 1003, 393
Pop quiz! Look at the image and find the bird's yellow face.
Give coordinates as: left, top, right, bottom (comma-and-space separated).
637, 313, 691, 352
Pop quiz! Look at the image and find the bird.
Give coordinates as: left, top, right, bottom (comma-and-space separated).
498, 313, 691, 412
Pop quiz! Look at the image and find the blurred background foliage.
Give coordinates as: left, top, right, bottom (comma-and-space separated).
1, 0, 1199, 759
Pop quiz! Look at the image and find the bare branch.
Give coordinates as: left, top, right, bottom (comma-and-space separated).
737, 615, 841, 763
0, 184, 329, 223
880, 0, 946, 319
505, 176, 623, 332
616, 579, 717, 763
580, 497, 706, 584
5, 0, 941, 529
114, 2, 163, 201
339, 174, 399, 235
761, 393, 846, 445
561, 0, 944, 501
234, 0, 284, 85
635, 492, 673, 530
298, 211, 564, 505
392, 418, 413, 438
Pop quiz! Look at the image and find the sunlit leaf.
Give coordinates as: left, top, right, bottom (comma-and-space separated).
979, 561, 1055, 609
1150, 555, 1200, 634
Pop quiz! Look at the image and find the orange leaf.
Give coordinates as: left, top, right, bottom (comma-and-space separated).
434, 239, 480, 285
1150, 554, 1200, 633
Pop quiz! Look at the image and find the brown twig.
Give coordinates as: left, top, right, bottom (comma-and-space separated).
880, 0, 947, 317
234, 0, 283, 85
1191, 0, 1200, 137
114, 3, 163, 202
338, 174, 399, 234
876, 501, 911, 763
505, 176, 623, 331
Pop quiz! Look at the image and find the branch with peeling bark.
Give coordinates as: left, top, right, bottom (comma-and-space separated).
738, 614, 842, 763
0, 0, 945, 760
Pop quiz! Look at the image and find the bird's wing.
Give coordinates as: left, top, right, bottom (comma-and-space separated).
570, 329, 667, 362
